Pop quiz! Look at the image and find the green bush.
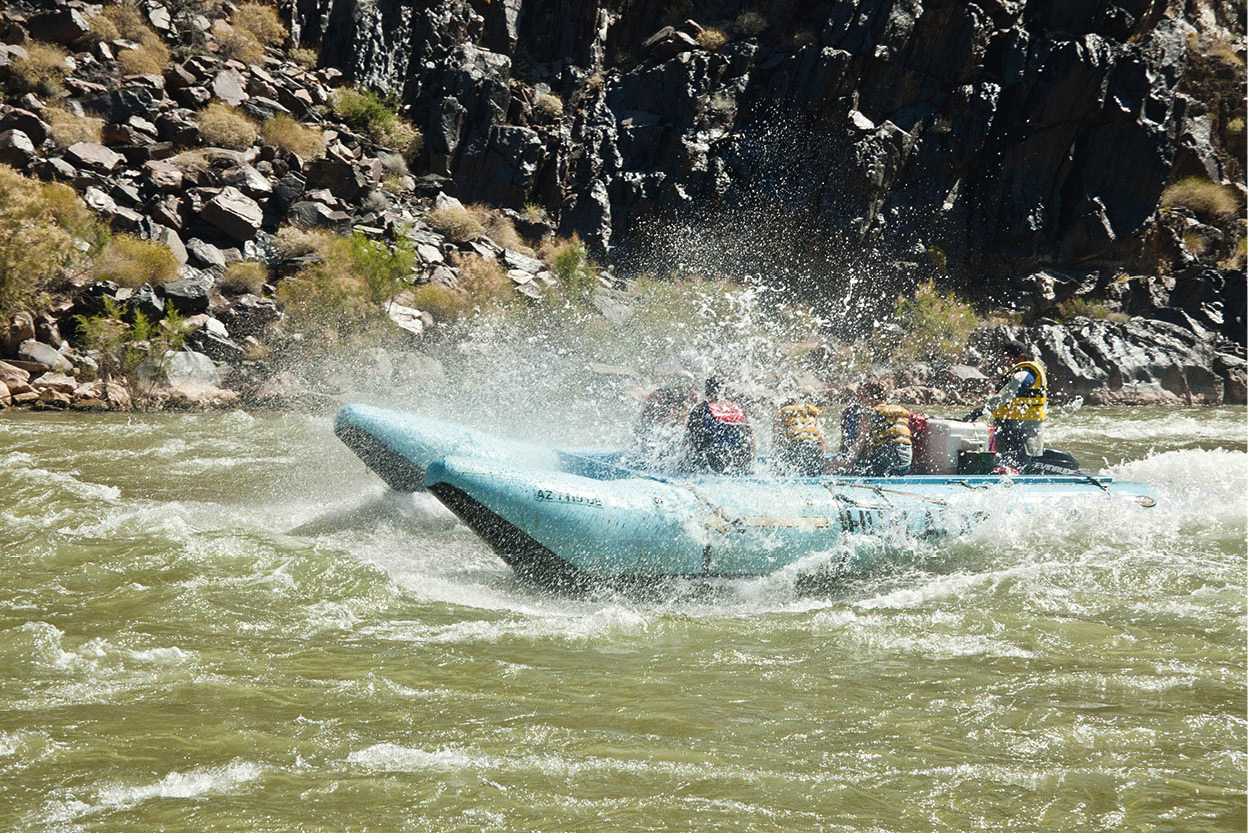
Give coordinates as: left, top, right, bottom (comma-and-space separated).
891, 281, 980, 364
73, 296, 186, 383
1057, 296, 1129, 323
330, 88, 422, 157
348, 231, 416, 305
275, 231, 414, 343
543, 235, 597, 303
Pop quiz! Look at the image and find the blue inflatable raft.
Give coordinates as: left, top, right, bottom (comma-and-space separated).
335, 404, 1158, 588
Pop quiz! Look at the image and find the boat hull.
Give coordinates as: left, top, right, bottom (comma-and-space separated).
337, 405, 1158, 586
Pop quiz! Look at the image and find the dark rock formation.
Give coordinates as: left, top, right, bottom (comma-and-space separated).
297, 0, 1243, 287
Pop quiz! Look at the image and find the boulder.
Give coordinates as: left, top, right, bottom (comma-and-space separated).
0, 107, 50, 144
142, 159, 184, 190
186, 238, 227, 271
211, 69, 247, 106
200, 186, 264, 240
0, 129, 37, 167
0, 359, 32, 394
217, 294, 279, 339
30, 371, 76, 394
65, 142, 125, 174
17, 340, 71, 373
161, 274, 213, 315
386, 302, 424, 337
5, 312, 36, 356
28, 8, 90, 45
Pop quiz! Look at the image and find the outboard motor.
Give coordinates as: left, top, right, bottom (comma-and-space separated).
1022, 448, 1082, 475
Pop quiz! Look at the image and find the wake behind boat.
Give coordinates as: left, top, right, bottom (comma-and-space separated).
335, 404, 1157, 589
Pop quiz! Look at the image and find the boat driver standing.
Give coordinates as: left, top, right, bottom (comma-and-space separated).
962, 341, 1047, 472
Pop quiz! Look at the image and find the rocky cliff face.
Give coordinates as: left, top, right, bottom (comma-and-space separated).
295, 1, 1244, 293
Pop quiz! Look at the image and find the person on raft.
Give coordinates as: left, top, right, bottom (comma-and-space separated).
837, 380, 913, 477
684, 375, 756, 474
961, 343, 1046, 472
773, 397, 827, 477
630, 372, 699, 470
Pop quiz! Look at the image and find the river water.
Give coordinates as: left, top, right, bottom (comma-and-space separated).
1, 405, 1244, 831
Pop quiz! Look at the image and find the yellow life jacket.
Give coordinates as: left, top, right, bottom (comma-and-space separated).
991, 360, 1047, 422
778, 403, 825, 449
867, 404, 912, 449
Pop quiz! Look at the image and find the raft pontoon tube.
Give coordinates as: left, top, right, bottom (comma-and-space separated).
336, 404, 1158, 587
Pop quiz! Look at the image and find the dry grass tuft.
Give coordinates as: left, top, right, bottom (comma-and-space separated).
0, 165, 102, 317
455, 254, 514, 309
735, 10, 767, 37
696, 28, 728, 51
469, 205, 530, 253
1161, 177, 1240, 220
274, 225, 337, 258
96, 234, 181, 289
45, 105, 105, 148
409, 283, 469, 322
231, 3, 287, 46
102, 3, 170, 75
219, 260, 268, 295
262, 113, 326, 159
196, 103, 259, 150
10, 42, 69, 95
290, 47, 318, 68
217, 29, 265, 64
426, 205, 484, 243
117, 40, 170, 75
533, 93, 564, 121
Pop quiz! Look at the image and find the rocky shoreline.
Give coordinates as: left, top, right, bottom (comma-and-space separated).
0, 1, 1244, 415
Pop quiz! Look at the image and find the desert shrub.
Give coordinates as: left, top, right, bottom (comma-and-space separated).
522, 202, 550, 223
409, 283, 469, 322
330, 88, 422, 156
1228, 117, 1246, 134
0, 166, 103, 318
696, 27, 727, 50
469, 205, 529, 252
1161, 177, 1240, 220
117, 40, 170, 75
196, 103, 259, 149
95, 234, 180, 288
274, 230, 415, 341
217, 29, 265, 64
382, 173, 409, 193
219, 260, 268, 295
262, 113, 326, 158
275, 234, 369, 340
533, 93, 564, 121
891, 280, 979, 364
543, 235, 597, 303
10, 42, 68, 94
1056, 296, 1128, 323
44, 105, 105, 148
290, 47, 318, 68
101, 2, 169, 75
1208, 37, 1245, 69
735, 10, 767, 36
231, 3, 286, 46
348, 232, 416, 305
85, 13, 121, 42
1183, 230, 1211, 257
426, 205, 484, 242
168, 150, 211, 172
274, 225, 336, 258
456, 254, 514, 309
73, 296, 187, 383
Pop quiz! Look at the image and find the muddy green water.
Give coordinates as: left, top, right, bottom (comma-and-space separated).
1, 407, 1245, 831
